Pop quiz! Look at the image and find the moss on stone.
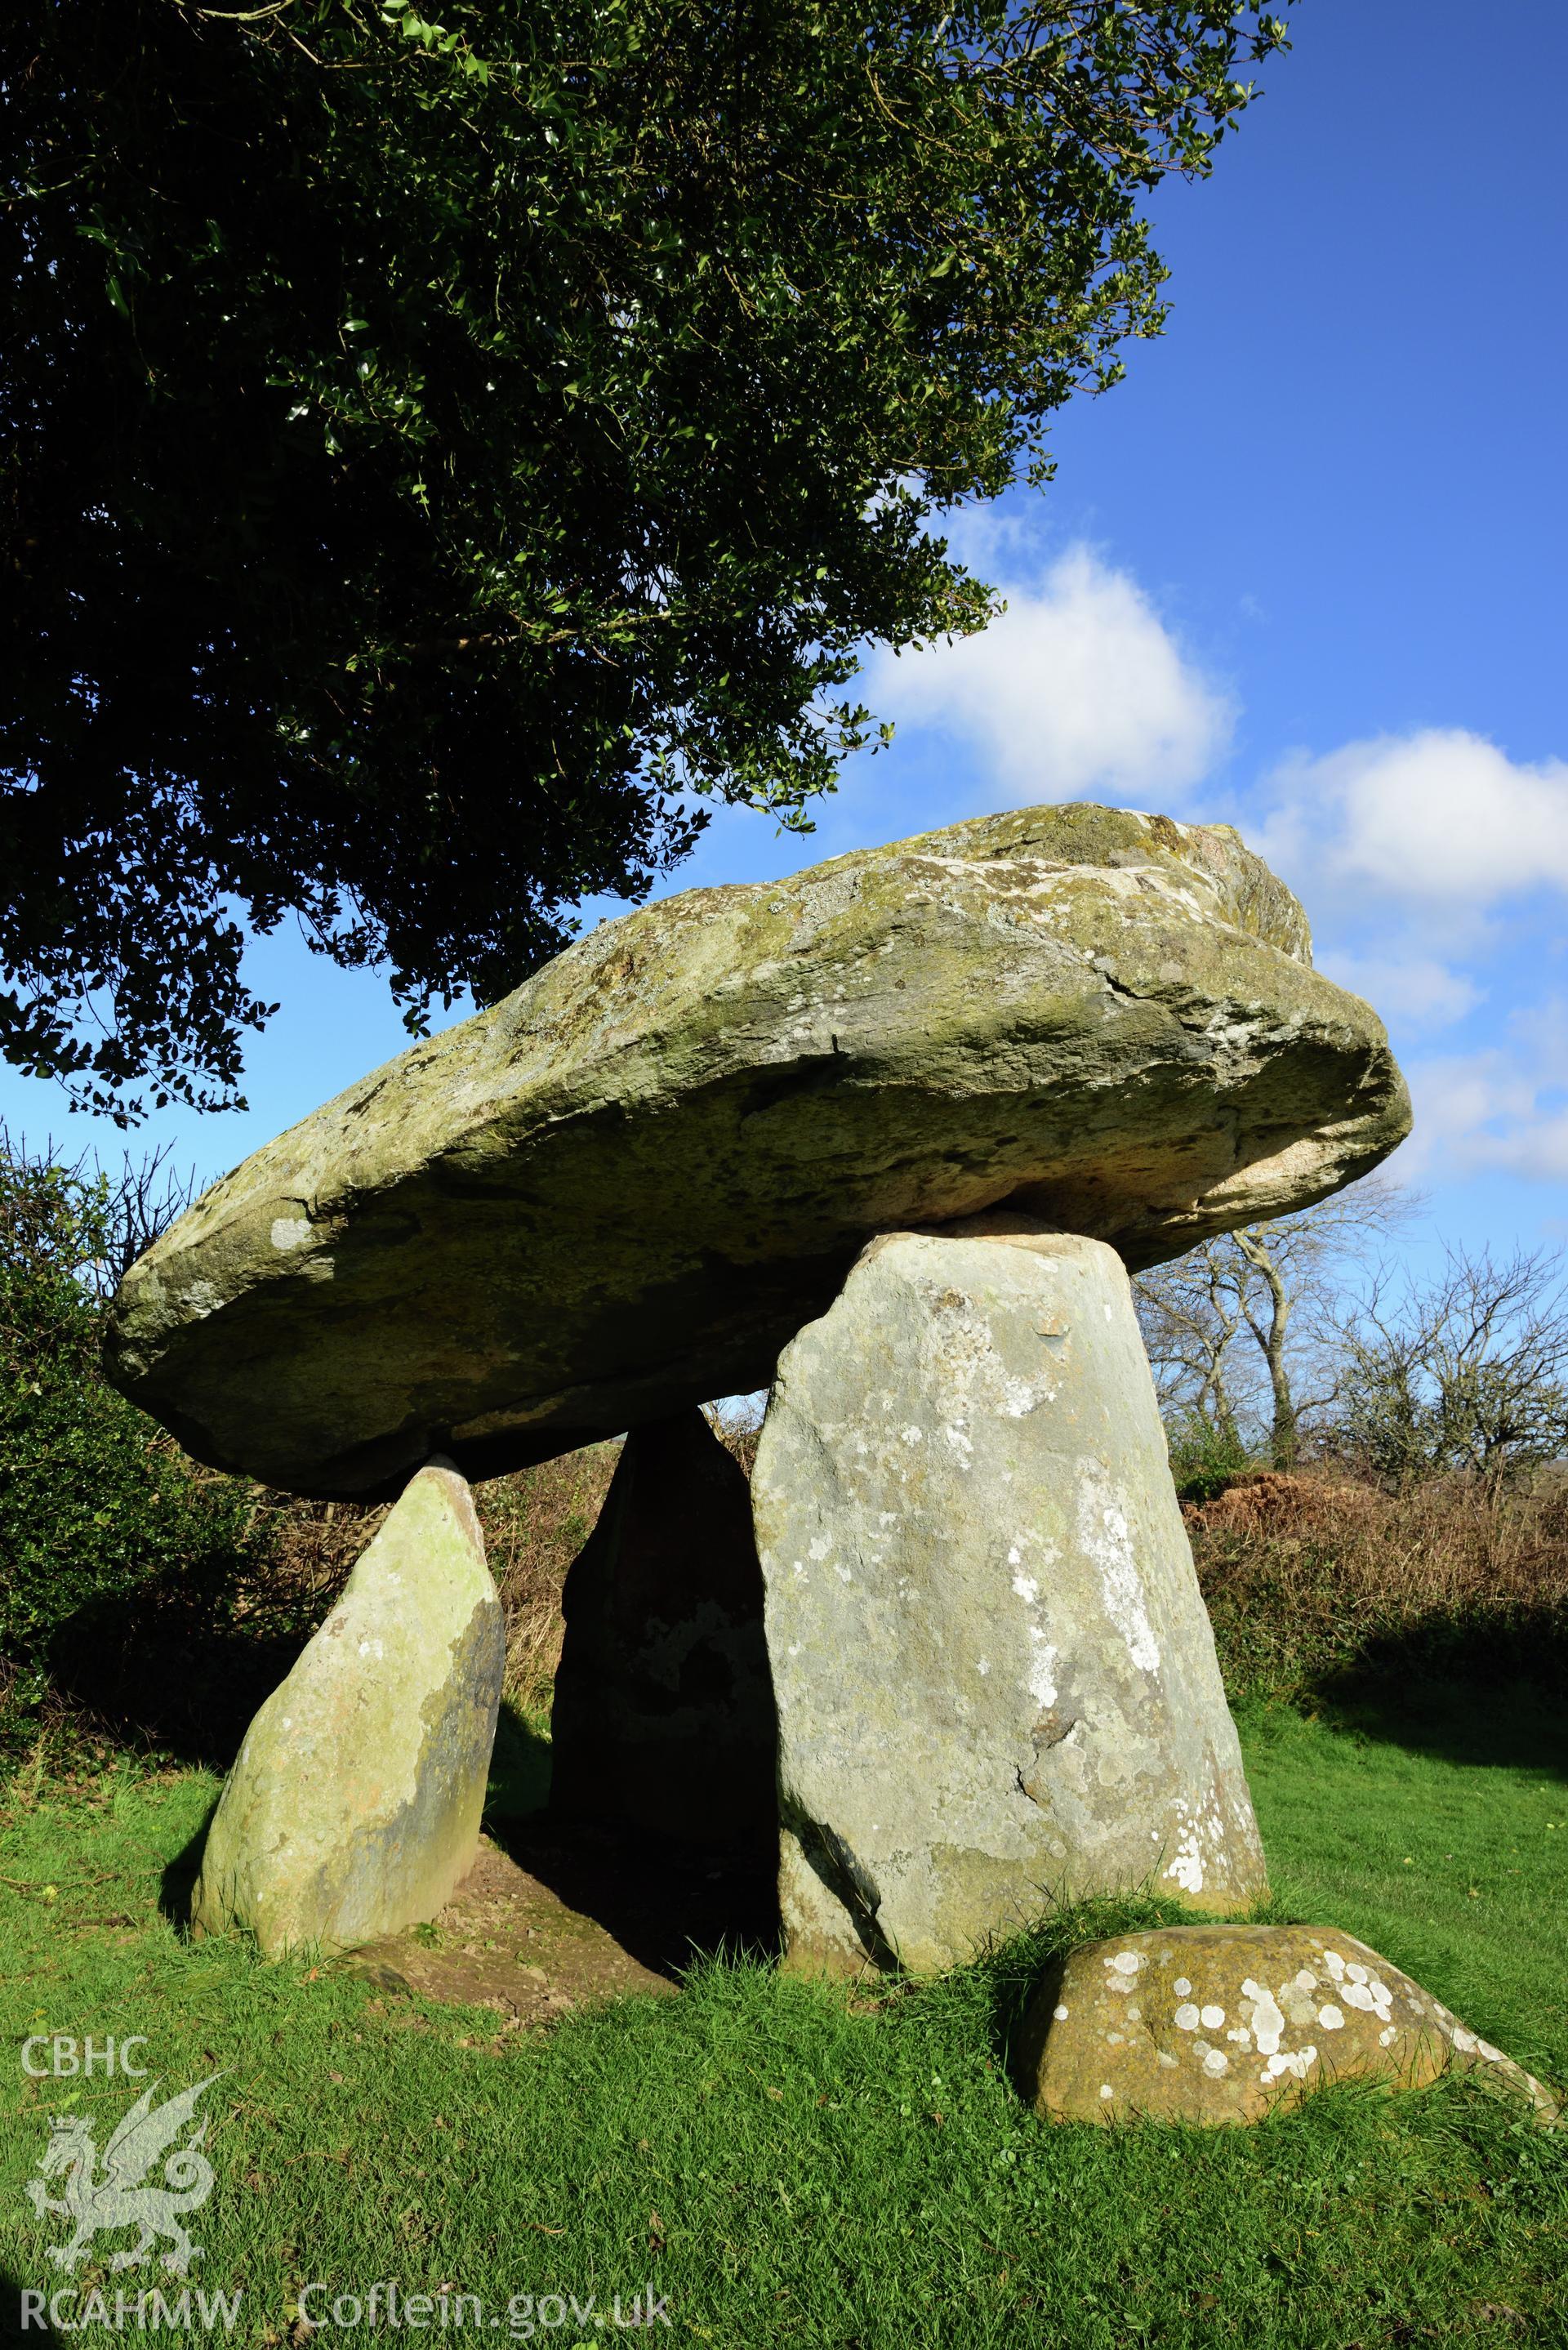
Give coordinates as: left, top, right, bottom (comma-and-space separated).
105, 805, 1408, 1496
191, 1466, 504, 1955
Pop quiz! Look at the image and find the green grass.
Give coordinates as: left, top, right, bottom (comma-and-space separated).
2, 1686, 1565, 2349
1239, 1683, 1568, 2089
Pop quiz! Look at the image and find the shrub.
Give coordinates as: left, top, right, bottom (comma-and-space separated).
1186, 1468, 1568, 1701
0, 1136, 261, 1666
1163, 1409, 1255, 1504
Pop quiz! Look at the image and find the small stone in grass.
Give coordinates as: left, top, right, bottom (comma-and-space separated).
1016, 1925, 1561, 2127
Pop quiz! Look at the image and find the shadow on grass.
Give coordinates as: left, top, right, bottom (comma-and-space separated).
1303, 1670, 1568, 1782
488, 1808, 782, 1981
482, 1699, 781, 1980
158, 1795, 222, 1929
481, 1706, 777, 1978
1, 2270, 59, 2349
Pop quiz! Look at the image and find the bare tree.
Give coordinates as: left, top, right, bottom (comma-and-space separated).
1135, 1175, 1419, 1469
1333, 1243, 1568, 1488
1134, 1240, 1251, 1454
0, 1122, 197, 1296
92, 1139, 198, 1293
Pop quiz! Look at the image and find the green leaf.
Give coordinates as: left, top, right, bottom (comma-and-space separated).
1, 0, 1294, 1113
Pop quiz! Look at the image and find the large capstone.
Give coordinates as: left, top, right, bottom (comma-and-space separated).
191, 1463, 505, 1955
751, 1226, 1269, 1975
550, 1410, 777, 1853
104, 804, 1409, 1496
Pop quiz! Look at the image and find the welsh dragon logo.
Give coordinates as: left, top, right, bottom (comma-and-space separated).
25, 2075, 221, 2275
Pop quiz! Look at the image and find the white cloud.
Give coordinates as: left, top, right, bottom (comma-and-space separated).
1398, 1011, 1568, 1182
1258, 729, 1568, 908
1405, 1047, 1568, 1183
1248, 729, 1568, 1148
1317, 949, 1481, 1031
863, 544, 1232, 806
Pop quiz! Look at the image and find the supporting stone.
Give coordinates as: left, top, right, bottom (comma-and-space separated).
751, 1227, 1269, 1977
192, 1461, 504, 1955
550, 1411, 777, 1852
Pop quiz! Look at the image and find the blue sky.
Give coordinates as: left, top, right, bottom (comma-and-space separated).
5, 0, 1566, 1263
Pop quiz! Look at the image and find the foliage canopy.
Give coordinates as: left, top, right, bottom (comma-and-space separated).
3, 1, 1289, 1115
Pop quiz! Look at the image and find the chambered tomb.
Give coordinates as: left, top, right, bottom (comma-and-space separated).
106, 803, 1411, 1967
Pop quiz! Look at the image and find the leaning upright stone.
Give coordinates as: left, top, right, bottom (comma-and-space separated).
192, 1463, 505, 1956
752, 1226, 1268, 1977
550, 1410, 777, 1853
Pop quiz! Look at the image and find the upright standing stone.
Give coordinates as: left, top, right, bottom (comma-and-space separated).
752, 1226, 1268, 1976
550, 1411, 777, 1852
192, 1462, 505, 1955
